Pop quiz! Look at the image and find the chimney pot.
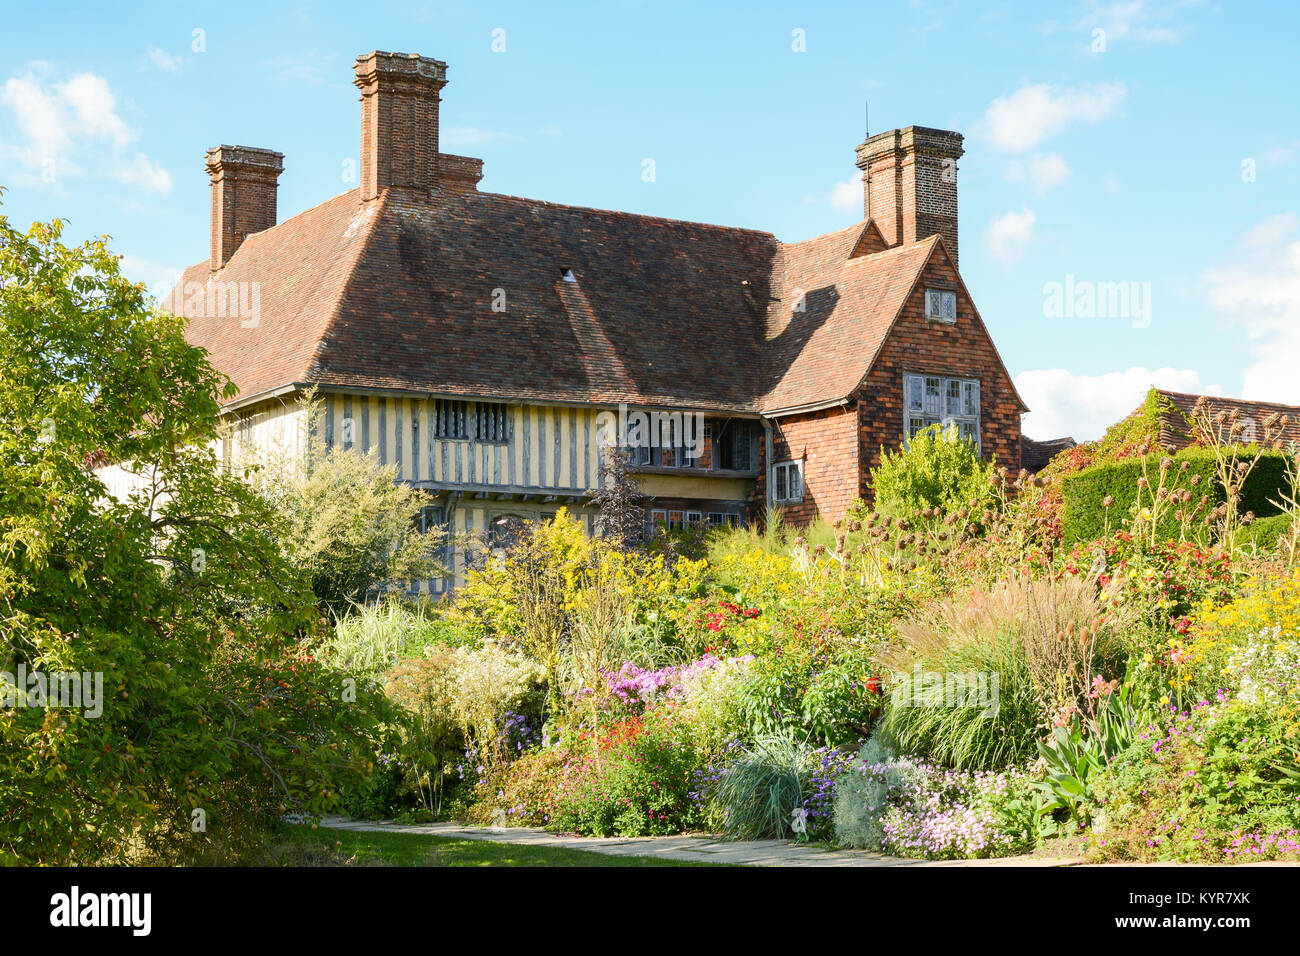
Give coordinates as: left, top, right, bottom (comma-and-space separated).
855, 126, 964, 267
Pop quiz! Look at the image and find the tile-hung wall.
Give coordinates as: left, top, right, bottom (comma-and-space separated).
298, 392, 607, 594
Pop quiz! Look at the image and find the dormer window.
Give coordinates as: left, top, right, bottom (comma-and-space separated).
925, 288, 957, 324
561, 268, 577, 283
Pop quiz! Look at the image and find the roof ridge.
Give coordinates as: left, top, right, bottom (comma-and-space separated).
466, 189, 779, 239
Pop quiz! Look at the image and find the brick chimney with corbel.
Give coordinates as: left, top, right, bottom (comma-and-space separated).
855, 126, 964, 267
205, 145, 284, 272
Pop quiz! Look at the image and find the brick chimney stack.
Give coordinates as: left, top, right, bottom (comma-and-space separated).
353, 51, 449, 201
206, 145, 284, 272
855, 126, 964, 267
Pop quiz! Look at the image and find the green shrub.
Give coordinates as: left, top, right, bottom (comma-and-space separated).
714, 732, 820, 840
870, 424, 998, 518
383, 644, 546, 814
552, 717, 702, 836
0, 210, 392, 864
1061, 447, 1289, 545
1233, 513, 1292, 552
1090, 700, 1300, 862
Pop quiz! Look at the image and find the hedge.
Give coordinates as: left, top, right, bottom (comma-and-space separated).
1233, 513, 1294, 552
1061, 447, 1290, 545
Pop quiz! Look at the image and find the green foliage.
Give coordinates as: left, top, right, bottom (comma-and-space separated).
552, 716, 702, 836
1061, 447, 1289, 546
1090, 700, 1300, 862
383, 643, 546, 811
715, 731, 820, 840
733, 637, 880, 748
1034, 683, 1152, 828
1233, 512, 1293, 552
251, 390, 447, 616
870, 424, 997, 518
0, 205, 391, 864
318, 599, 481, 681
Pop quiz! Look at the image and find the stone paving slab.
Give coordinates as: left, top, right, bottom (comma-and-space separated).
321, 817, 1084, 867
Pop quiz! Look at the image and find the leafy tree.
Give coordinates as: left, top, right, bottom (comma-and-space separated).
870, 424, 997, 517
248, 389, 447, 617
0, 203, 393, 864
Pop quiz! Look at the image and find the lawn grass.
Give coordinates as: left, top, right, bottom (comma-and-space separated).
279, 825, 716, 867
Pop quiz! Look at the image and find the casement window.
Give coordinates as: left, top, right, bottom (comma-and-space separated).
924, 288, 958, 324
622, 443, 652, 466
706, 512, 741, 528
475, 403, 511, 443
904, 374, 980, 452
649, 508, 685, 531
715, 420, 756, 471
434, 399, 469, 440
772, 460, 804, 504
685, 510, 703, 526
654, 417, 693, 468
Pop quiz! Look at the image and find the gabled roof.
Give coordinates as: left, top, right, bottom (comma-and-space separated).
171, 185, 1017, 418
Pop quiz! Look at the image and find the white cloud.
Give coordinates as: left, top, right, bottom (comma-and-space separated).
981, 82, 1126, 153
1264, 146, 1299, 167
1079, 1, 1185, 47
0, 67, 170, 192
830, 170, 862, 213
114, 152, 173, 194
1202, 213, 1300, 404
1264, 142, 1300, 167
985, 207, 1036, 266
59, 73, 133, 149
146, 47, 184, 72
1006, 152, 1069, 195
1016, 366, 1222, 441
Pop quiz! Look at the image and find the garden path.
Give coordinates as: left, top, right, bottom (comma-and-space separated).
321, 818, 1084, 867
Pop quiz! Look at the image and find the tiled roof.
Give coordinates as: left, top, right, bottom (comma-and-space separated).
759, 225, 941, 411
171, 187, 989, 415
1021, 435, 1077, 472
1152, 389, 1300, 449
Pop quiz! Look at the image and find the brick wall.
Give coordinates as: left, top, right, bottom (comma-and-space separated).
768, 404, 861, 525
854, 245, 1022, 502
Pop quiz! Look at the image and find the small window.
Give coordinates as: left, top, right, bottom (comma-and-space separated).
685, 510, 703, 526
925, 289, 957, 324
417, 505, 447, 535
475, 403, 510, 443
706, 512, 741, 528
434, 399, 469, 440
772, 460, 803, 504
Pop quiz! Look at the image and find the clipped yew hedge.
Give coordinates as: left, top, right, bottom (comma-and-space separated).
1061, 447, 1290, 545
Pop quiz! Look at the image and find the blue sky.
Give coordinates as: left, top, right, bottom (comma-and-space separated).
2, 0, 1297, 440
